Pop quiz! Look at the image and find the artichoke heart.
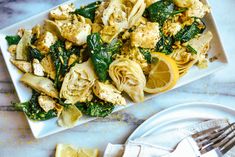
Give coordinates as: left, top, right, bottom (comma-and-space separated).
93, 81, 126, 105
57, 104, 82, 128
20, 73, 59, 98
109, 58, 146, 102
60, 59, 97, 104
97, 0, 146, 31
16, 30, 32, 60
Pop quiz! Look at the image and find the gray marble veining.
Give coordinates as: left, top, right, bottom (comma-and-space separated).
0, 0, 235, 157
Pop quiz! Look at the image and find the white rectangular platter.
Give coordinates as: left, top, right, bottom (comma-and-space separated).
0, 0, 228, 138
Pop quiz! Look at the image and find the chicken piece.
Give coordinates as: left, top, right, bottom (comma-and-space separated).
32, 59, 44, 77
109, 58, 146, 102
36, 31, 58, 54
49, 3, 75, 20
61, 22, 91, 46
38, 95, 56, 112
93, 81, 126, 105
20, 73, 59, 98
10, 59, 32, 73
40, 55, 56, 80
60, 59, 97, 104
131, 22, 161, 49
185, 0, 210, 18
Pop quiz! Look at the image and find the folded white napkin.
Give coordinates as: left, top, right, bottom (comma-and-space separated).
103, 119, 235, 157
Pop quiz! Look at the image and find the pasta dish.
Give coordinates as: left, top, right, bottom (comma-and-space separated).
5, 0, 213, 127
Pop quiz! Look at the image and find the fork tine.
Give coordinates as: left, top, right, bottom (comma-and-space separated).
201, 127, 234, 152
196, 123, 235, 148
191, 126, 221, 139
221, 136, 235, 154
200, 123, 235, 154
196, 130, 226, 148
194, 123, 234, 141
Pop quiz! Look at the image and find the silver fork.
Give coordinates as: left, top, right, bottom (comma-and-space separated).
163, 123, 235, 157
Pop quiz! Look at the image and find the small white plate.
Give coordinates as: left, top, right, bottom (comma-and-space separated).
0, 0, 228, 138
127, 102, 235, 142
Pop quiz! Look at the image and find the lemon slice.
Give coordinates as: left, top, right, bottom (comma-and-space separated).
55, 144, 77, 157
144, 52, 179, 94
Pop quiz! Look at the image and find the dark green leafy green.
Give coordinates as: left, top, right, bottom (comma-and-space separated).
139, 48, 152, 63
75, 99, 114, 117
50, 41, 71, 89
28, 46, 44, 61
144, 0, 187, 25
174, 20, 205, 42
87, 33, 122, 82
106, 39, 123, 54
155, 33, 174, 55
144, 0, 174, 25
72, 1, 101, 22
14, 91, 57, 121
5, 35, 21, 46
171, 8, 188, 16
31, 34, 38, 45
68, 46, 81, 68
186, 45, 197, 54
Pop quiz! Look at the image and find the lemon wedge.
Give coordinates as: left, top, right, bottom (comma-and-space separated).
144, 52, 179, 94
77, 148, 99, 157
55, 144, 99, 157
55, 144, 77, 157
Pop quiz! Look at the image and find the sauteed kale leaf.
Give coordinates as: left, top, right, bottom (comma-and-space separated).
87, 33, 122, 82
76, 99, 114, 117
50, 41, 71, 89
144, 0, 186, 26
139, 48, 152, 63
5, 35, 21, 46
174, 19, 206, 42
72, 1, 102, 22
156, 33, 174, 55
14, 91, 57, 121
28, 46, 44, 61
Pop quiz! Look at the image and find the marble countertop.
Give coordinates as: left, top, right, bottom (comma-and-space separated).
0, 0, 235, 156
